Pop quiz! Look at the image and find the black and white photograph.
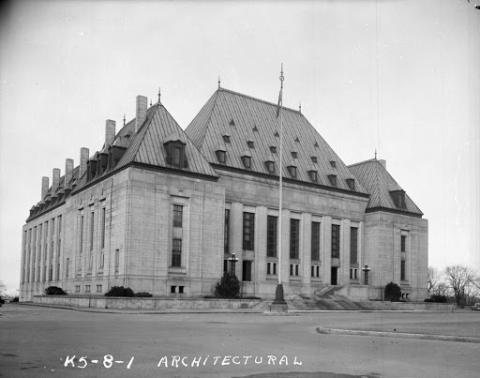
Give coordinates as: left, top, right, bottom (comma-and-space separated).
0, 0, 479, 377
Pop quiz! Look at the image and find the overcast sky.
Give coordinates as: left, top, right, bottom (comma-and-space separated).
1, 0, 479, 294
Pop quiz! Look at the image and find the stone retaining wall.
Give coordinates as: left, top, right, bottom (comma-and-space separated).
33, 295, 264, 311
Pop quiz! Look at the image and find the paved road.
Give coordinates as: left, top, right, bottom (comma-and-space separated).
1, 304, 479, 378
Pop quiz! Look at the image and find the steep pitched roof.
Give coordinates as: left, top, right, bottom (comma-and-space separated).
186, 88, 367, 195
348, 159, 423, 217
114, 103, 217, 177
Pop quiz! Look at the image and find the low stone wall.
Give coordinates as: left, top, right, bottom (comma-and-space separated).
359, 301, 455, 312
33, 295, 264, 311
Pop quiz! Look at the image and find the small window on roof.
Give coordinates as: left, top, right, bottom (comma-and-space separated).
390, 190, 406, 209
295, 137, 300, 143
274, 131, 279, 137
241, 155, 252, 169
247, 140, 254, 149
330, 160, 336, 168
346, 178, 355, 191
291, 151, 298, 159
252, 125, 258, 132
223, 134, 231, 143
229, 119, 235, 126
265, 160, 275, 174
328, 174, 337, 187
311, 156, 318, 163
287, 165, 297, 178
164, 140, 187, 168
308, 170, 318, 183
270, 146, 277, 153
215, 149, 227, 164
314, 141, 319, 148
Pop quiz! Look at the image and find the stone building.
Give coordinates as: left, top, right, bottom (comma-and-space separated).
19, 87, 428, 302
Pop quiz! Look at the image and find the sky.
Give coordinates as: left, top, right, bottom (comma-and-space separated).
0, 0, 479, 294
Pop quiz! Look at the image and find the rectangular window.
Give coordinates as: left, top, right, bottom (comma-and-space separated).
267, 215, 277, 258
96, 284, 102, 293
242, 260, 252, 281
350, 227, 358, 265
89, 212, 95, 251
85, 285, 91, 294
267, 262, 271, 275
75, 285, 80, 293
101, 207, 106, 249
173, 204, 183, 228
331, 224, 340, 258
115, 249, 119, 273
401, 235, 406, 252
170, 286, 176, 294
242, 212, 255, 250
311, 221, 320, 261
401, 259, 406, 281
65, 258, 69, 278
289, 219, 300, 259
79, 215, 84, 253
224, 209, 230, 254
172, 238, 182, 267
179, 286, 184, 294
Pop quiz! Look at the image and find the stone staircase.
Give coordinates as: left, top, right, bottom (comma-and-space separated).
288, 286, 367, 311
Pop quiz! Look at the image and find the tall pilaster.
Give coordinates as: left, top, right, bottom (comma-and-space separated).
321, 216, 332, 284
301, 212, 312, 294
340, 219, 351, 286
255, 206, 267, 286
229, 202, 243, 278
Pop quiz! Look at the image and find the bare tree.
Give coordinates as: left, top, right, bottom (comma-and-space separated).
427, 267, 440, 295
444, 265, 476, 306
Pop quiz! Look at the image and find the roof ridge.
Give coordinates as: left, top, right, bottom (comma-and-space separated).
218, 87, 303, 115
348, 158, 378, 168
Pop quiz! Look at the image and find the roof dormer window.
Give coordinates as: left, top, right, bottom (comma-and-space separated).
269, 146, 277, 154
390, 189, 406, 209
265, 160, 275, 174
311, 156, 318, 163
291, 151, 298, 159
346, 178, 355, 191
330, 160, 337, 168
314, 141, 319, 148
229, 119, 235, 126
287, 165, 297, 178
222, 134, 231, 143
295, 137, 300, 143
247, 140, 254, 149
308, 170, 318, 182
241, 155, 252, 169
215, 149, 227, 164
328, 174, 337, 187
164, 139, 187, 168
274, 131, 279, 137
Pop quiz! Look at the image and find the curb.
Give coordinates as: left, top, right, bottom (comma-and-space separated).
316, 327, 480, 344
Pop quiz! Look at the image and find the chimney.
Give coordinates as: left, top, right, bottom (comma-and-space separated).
378, 159, 386, 169
135, 95, 148, 133
65, 158, 74, 185
52, 168, 60, 190
105, 119, 116, 148
80, 147, 89, 177
41, 176, 49, 199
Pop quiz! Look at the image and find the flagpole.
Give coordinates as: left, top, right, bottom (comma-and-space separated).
273, 64, 287, 308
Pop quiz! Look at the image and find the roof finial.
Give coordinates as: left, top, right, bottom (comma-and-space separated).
123, 114, 126, 126
218, 76, 221, 89
279, 63, 284, 90
299, 102, 302, 113
374, 148, 377, 160
149, 99, 152, 107
158, 87, 161, 105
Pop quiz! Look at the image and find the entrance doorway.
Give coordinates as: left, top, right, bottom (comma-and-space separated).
331, 267, 338, 285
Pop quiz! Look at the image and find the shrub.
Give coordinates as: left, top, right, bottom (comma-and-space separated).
425, 294, 448, 303
45, 286, 67, 295
135, 292, 153, 297
215, 272, 240, 298
105, 286, 134, 297
10, 297, 19, 303
384, 282, 401, 302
